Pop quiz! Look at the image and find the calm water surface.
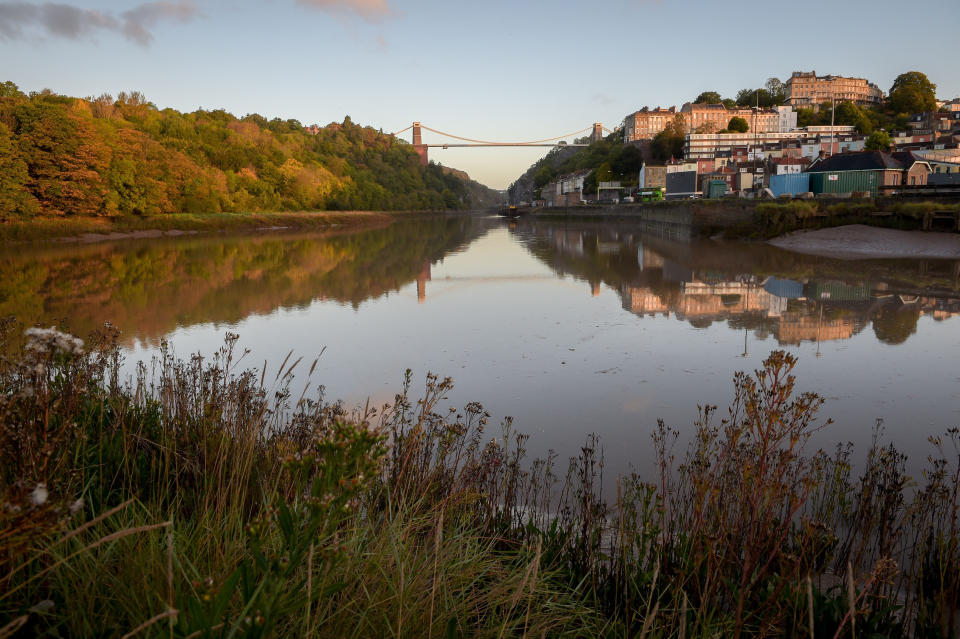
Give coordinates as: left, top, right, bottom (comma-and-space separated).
4, 215, 960, 478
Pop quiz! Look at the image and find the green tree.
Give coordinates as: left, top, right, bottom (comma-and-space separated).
594, 162, 614, 182
721, 98, 736, 109
887, 71, 937, 114
736, 88, 772, 107
650, 114, 686, 161
533, 164, 554, 188
694, 91, 722, 104
765, 78, 786, 105
865, 130, 892, 151
0, 81, 25, 99
727, 117, 749, 133
0, 122, 39, 219
796, 108, 820, 128
831, 101, 876, 134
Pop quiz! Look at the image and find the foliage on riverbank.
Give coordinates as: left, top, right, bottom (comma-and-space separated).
3, 323, 960, 637
0, 210, 402, 243
739, 199, 960, 239
0, 82, 498, 221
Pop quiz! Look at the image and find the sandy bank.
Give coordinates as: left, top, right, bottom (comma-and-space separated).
769, 225, 960, 260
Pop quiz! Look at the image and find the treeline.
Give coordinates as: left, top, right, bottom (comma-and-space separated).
0, 81, 497, 220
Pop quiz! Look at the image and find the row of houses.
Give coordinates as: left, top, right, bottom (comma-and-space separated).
538, 143, 959, 205
648, 150, 945, 199
623, 103, 798, 142
622, 70, 887, 143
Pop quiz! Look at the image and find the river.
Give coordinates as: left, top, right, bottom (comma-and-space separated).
3, 214, 959, 479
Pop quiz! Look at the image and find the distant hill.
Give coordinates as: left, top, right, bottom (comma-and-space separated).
0, 82, 500, 219
440, 166, 504, 208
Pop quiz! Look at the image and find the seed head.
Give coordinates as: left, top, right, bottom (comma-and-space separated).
30, 484, 48, 506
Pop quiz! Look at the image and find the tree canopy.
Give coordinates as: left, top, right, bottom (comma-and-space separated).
887, 71, 937, 115
727, 117, 749, 133
694, 91, 722, 104
864, 130, 892, 151
0, 81, 497, 220
650, 114, 686, 161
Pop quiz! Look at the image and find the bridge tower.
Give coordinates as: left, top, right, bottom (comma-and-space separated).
592, 123, 604, 143
412, 122, 428, 166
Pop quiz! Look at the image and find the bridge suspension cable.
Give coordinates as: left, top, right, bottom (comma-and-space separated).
390, 124, 413, 136
416, 124, 595, 146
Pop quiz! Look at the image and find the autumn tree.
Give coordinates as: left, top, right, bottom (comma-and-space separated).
887, 71, 937, 115
0, 122, 39, 219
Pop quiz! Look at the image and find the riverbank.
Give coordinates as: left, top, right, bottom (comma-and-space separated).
770, 223, 960, 259
0, 210, 439, 244
3, 327, 959, 637
526, 198, 960, 240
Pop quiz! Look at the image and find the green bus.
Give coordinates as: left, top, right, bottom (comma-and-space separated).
637, 187, 665, 202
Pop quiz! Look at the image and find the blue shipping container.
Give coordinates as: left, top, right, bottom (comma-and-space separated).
769, 173, 810, 197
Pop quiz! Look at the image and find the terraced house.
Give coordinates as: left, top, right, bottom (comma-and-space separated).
784, 71, 884, 109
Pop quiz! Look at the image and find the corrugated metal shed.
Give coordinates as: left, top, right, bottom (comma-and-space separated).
769, 173, 811, 197
809, 171, 878, 196
707, 180, 727, 199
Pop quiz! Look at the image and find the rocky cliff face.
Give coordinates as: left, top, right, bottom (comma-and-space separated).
440, 166, 503, 209
507, 146, 580, 204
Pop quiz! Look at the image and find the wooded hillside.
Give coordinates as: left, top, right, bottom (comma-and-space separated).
0, 82, 498, 219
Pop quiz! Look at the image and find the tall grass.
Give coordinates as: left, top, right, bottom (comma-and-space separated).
2, 322, 960, 637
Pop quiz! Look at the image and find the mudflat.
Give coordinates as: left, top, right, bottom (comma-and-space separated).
769, 224, 960, 259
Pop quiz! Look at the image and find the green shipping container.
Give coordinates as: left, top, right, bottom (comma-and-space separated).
809, 170, 879, 196
708, 180, 727, 199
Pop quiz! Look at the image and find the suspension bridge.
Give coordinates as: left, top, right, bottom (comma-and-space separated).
390, 122, 613, 165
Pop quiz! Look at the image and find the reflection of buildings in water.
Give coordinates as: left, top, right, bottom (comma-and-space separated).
677, 281, 780, 319
551, 230, 584, 257
637, 243, 664, 271
775, 314, 858, 345
533, 226, 960, 345
921, 296, 960, 320
621, 286, 670, 317
932, 308, 960, 321
621, 280, 862, 345
622, 280, 784, 321
417, 262, 431, 303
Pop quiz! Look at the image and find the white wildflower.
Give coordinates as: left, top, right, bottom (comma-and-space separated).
24, 327, 84, 357
69, 497, 84, 515
30, 483, 48, 506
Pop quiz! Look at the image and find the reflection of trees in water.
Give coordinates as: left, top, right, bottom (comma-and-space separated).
510, 219, 960, 346
0, 217, 490, 344
872, 304, 922, 345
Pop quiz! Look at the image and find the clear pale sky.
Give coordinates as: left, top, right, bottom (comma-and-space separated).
2, 0, 958, 189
